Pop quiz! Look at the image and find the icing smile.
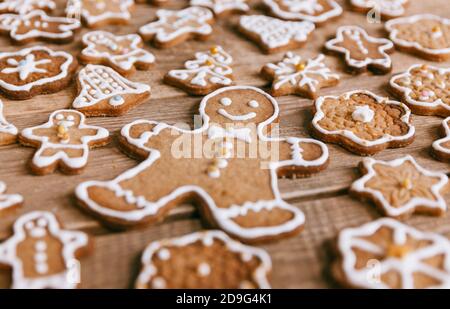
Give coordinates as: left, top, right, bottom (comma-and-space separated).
57, 120, 75, 128
218, 108, 256, 121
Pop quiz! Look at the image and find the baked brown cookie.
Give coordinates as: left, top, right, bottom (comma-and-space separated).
349, 0, 409, 20
190, 0, 249, 17
0, 100, 17, 146
432, 117, 450, 162
0, 0, 56, 14
0, 181, 23, 215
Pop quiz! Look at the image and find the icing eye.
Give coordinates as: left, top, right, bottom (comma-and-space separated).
25, 222, 34, 230
55, 114, 64, 120
109, 95, 124, 106
37, 218, 47, 227
220, 97, 232, 106
248, 100, 259, 108
66, 115, 75, 121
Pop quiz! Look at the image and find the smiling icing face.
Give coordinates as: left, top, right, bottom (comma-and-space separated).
52, 111, 81, 128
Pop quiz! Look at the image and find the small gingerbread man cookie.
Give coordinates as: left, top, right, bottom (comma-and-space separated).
0, 181, 23, 214
238, 15, 315, 54
0, 100, 17, 146
165, 45, 233, 95
349, 0, 409, 20
333, 218, 450, 288
19, 110, 110, 175
0, 46, 78, 100
0, 0, 56, 15
0, 211, 90, 289
139, 6, 215, 48
312, 90, 415, 155
135, 230, 271, 289
350, 155, 449, 218
325, 26, 394, 74
261, 52, 339, 99
263, 0, 343, 25
432, 117, 450, 162
389, 64, 450, 117
80, 31, 155, 76
385, 14, 450, 62
190, 0, 249, 17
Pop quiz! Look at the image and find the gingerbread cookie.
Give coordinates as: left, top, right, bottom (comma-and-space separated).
80, 31, 155, 76
385, 14, 450, 62
312, 90, 415, 156
261, 52, 339, 99
431, 117, 450, 162
0, 181, 23, 214
139, 6, 215, 48
333, 218, 450, 288
0, 10, 81, 44
0, 100, 17, 146
238, 15, 315, 54
72, 64, 151, 117
263, 0, 343, 25
76, 86, 329, 242
0, 211, 90, 289
164, 45, 233, 95
389, 64, 450, 117
349, 0, 409, 20
0, 46, 78, 100
135, 230, 271, 288
325, 26, 394, 74
19, 110, 110, 175
190, 0, 249, 17
0, 0, 56, 15
66, 0, 134, 28
350, 155, 448, 219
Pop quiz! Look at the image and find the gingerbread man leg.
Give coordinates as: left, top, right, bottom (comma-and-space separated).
33, 146, 87, 175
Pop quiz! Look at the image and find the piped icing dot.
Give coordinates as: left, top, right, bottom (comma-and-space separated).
197, 262, 211, 277
207, 165, 220, 178
202, 236, 214, 246
152, 277, 166, 289
352, 105, 374, 123
157, 248, 171, 260
220, 97, 232, 106
248, 100, 259, 108
109, 95, 124, 106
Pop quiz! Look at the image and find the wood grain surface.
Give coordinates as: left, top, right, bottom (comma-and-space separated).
0, 0, 449, 288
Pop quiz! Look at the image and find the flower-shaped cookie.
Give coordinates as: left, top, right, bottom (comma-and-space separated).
351, 155, 448, 218
432, 117, 450, 162
333, 218, 450, 288
312, 90, 415, 155
389, 64, 450, 117
349, 0, 409, 20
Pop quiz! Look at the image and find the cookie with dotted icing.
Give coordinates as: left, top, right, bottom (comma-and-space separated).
0, 211, 90, 289
0, 0, 56, 15
135, 230, 271, 288
350, 155, 449, 219
312, 90, 415, 156
72, 64, 151, 117
0, 46, 78, 100
238, 15, 315, 54
80, 30, 155, 76
389, 64, 450, 117
0, 10, 80, 44
19, 110, 110, 175
0, 181, 23, 215
263, 0, 342, 25
261, 52, 339, 98
333, 218, 450, 288
139, 6, 215, 48
75, 86, 329, 242
432, 117, 450, 162
0, 100, 17, 146
349, 0, 409, 20
385, 14, 450, 62
190, 0, 249, 17
164, 45, 233, 95
325, 25, 394, 75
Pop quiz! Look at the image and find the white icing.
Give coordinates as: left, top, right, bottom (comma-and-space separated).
432, 31, 443, 39
0, 100, 18, 138
433, 117, 450, 156
151, 277, 166, 288
350, 0, 408, 18
248, 100, 259, 108
66, 0, 133, 27
220, 97, 232, 106
352, 105, 374, 123
208, 125, 252, 143
263, 0, 343, 23
197, 262, 211, 276
0, 181, 23, 212
0, 0, 56, 15
218, 108, 256, 121
208, 167, 220, 178
109, 95, 125, 106
190, 0, 249, 15
1, 54, 50, 81
157, 248, 170, 260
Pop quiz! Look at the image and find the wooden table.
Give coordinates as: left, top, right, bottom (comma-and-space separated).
0, 0, 449, 288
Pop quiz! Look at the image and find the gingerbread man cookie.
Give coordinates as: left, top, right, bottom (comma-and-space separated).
238, 15, 315, 54
165, 45, 233, 95
80, 31, 156, 76
0, 10, 81, 44
73, 64, 151, 117
385, 14, 450, 62
351, 155, 449, 219
261, 52, 339, 99
139, 6, 215, 48
76, 86, 329, 242
432, 117, 450, 162
0, 211, 90, 289
0, 0, 56, 15
19, 110, 110, 175
349, 0, 409, 20
325, 26, 394, 74
263, 0, 343, 25
333, 218, 450, 289
0, 100, 17, 146
190, 0, 249, 17
0, 46, 78, 100
312, 90, 415, 155
135, 230, 271, 288
389, 64, 450, 117
0, 181, 23, 214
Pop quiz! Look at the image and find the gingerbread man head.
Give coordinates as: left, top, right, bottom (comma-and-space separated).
51, 111, 82, 129
19, 212, 54, 239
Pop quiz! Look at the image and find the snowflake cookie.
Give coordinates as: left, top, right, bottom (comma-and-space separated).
238, 15, 315, 54
312, 90, 415, 155
0, 0, 56, 15
261, 52, 339, 98
325, 26, 394, 74
164, 45, 233, 95
135, 230, 271, 288
0, 211, 90, 289
19, 110, 110, 175
0, 10, 80, 44
80, 31, 155, 76
349, 0, 409, 20
0, 100, 17, 146
385, 14, 450, 62
0, 181, 23, 214
350, 155, 448, 218
333, 218, 450, 288
389, 64, 450, 117
191, 0, 249, 17
432, 117, 450, 162
0, 46, 78, 100
263, 0, 343, 25
75, 86, 329, 242
139, 6, 215, 48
